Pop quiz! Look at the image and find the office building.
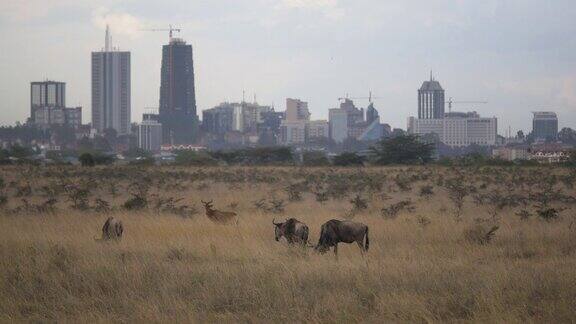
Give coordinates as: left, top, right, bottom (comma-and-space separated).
418, 75, 445, 119
408, 112, 497, 147
30, 81, 65, 123
91, 26, 131, 135
328, 99, 367, 143
30, 81, 82, 129
138, 114, 162, 153
279, 121, 307, 145
159, 36, 198, 144
285, 98, 310, 121
532, 112, 558, 140
308, 120, 329, 139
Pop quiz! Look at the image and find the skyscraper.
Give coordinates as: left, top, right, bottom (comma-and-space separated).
532, 112, 558, 140
30, 81, 82, 129
91, 26, 131, 135
418, 74, 445, 119
285, 98, 310, 121
30, 81, 65, 123
159, 37, 198, 144
365, 102, 380, 124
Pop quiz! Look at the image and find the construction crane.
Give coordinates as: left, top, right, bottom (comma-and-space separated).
338, 91, 383, 103
446, 97, 487, 112
142, 25, 181, 40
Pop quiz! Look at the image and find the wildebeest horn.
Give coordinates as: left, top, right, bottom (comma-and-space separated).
272, 218, 281, 226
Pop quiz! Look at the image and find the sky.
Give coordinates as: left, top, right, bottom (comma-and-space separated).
0, 0, 575, 134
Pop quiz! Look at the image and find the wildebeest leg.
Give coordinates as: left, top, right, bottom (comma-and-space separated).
357, 241, 365, 256
333, 244, 338, 260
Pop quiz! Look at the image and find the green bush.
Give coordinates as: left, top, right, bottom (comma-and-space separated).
302, 151, 330, 166
175, 151, 218, 166
332, 152, 365, 167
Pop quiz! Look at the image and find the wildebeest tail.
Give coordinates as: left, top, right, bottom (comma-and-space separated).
303, 225, 309, 244
364, 227, 369, 251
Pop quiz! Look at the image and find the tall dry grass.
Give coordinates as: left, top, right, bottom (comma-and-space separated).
0, 165, 575, 322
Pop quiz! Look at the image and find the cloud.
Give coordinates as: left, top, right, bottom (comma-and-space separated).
277, 0, 344, 20
0, 0, 77, 22
557, 77, 576, 109
91, 7, 144, 38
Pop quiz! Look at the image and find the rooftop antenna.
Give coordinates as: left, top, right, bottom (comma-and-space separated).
105, 25, 111, 51
430, 70, 434, 81
253, 93, 257, 104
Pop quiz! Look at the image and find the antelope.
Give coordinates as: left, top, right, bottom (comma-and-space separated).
315, 219, 369, 256
201, 200, 238, 224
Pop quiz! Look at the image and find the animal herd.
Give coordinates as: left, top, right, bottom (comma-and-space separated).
97, 201, 370, 256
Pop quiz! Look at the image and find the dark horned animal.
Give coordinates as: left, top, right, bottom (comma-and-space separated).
315, 219, 369, 256
202, 200, 238, 224
272, 218, 309, 245
96, 217, 124, 241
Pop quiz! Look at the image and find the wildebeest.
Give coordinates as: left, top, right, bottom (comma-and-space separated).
315, 219, 369, 256
95, 217, 124, 241
272, 218, 309, 245
201, 200, 238, 224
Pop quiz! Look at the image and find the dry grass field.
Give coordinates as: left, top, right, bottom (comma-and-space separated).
0, 165, 575, 322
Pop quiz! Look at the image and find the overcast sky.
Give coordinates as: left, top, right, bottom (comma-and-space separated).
0, 0, 575, 133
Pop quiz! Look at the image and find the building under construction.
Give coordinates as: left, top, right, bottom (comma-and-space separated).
158, 33, 198, 144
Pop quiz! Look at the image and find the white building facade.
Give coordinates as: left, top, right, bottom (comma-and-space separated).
92, 26, 131, 135
138, 116, 162, 153
408, 113, 497, 147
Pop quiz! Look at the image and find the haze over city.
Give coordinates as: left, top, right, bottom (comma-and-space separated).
1, 0, 575, 132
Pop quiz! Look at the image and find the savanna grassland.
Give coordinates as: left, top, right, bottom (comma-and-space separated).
1, 165, 575, 323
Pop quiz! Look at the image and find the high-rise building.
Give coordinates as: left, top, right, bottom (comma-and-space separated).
285, 98, 310, 121
418, 75, 445, 119
30, 81, 65, 122
532, 112, 558, 140
202, 104, 235, 136
30, 81, 82, 129
159, 36, 198, 144
407, 112, 497, 147
91, 26, 131, 135
365, 102, 379, 124
328, 99, 366, 143
308, 120, 329, 139
137, 114, 163, 153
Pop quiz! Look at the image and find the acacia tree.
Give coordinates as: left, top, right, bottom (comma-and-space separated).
369, 134, 434, 165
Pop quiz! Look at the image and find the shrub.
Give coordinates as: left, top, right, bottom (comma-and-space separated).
464, 224, 499, 245
79, 153, 95, 167
302, 151, 330, 166
369, 134, 434, 165
175, 150, 218, 166
332, 152, 364, 167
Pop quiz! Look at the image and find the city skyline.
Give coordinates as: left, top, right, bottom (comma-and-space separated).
0, 1, 575, 133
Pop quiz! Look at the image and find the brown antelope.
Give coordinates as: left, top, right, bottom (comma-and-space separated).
201, 200, 238, 224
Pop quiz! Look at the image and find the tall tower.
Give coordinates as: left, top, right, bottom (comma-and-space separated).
159, 37, 198, 144
418, 74, 445, 119
30, 81, 66, 123
91, 26, 131, 135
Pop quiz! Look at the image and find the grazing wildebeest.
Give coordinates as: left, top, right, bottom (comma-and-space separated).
201, 200, 238, 224
315, 219, 369, 256
96, 217, 124, 241
272, 218, 309, 245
